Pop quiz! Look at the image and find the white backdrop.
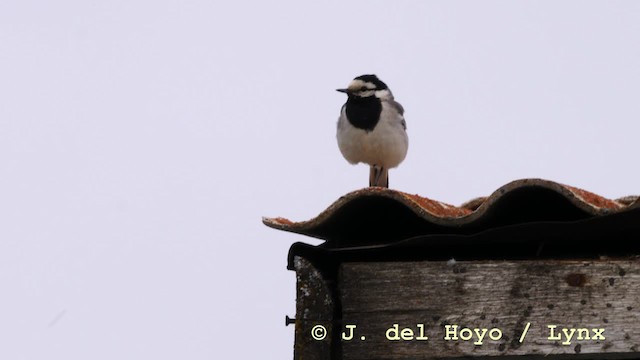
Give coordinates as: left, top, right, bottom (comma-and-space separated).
1, 1, 639, 359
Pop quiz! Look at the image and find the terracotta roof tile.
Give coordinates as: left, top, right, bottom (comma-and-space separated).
263, 179, 639, 246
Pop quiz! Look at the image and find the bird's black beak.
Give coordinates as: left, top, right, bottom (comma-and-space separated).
336, 88, 349, 93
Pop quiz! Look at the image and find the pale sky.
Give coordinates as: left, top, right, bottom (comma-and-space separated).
1, 1, 639, 359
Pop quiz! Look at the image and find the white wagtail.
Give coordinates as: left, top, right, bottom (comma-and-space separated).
336, 74, 408, 188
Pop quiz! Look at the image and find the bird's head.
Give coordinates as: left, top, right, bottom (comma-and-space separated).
337, 74, 391, 100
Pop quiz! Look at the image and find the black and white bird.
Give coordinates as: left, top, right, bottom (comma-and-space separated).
336, 74, 408, 188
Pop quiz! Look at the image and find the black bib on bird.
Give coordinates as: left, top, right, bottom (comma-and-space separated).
344, 95, 382, 132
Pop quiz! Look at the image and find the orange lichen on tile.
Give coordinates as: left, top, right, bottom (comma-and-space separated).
272, 217, 294, 225
403, 192, 473, 218
564, 185, 624, 210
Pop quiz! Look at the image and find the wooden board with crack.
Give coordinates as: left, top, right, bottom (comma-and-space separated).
339, 260, 640, 359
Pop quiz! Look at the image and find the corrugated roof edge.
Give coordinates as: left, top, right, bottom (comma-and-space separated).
262, 178, 640, 236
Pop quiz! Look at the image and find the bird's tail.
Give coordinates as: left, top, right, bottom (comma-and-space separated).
369, 166, 389, 188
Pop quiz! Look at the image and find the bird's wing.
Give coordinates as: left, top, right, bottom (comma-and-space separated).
386, 99, 407, 130
337, 104, 347, 130
388, 99, 404, 115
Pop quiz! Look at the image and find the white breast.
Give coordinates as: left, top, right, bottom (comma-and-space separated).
336, 101, 409, 168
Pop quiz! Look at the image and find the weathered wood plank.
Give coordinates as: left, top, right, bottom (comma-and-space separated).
339, 260, 640, 359
294, 256, 335, 360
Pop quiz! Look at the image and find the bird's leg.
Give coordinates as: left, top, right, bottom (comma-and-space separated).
374, 166, 382, 186
383, 167, 389, 188
369, 165, 378, 187
370, 165, 386, 187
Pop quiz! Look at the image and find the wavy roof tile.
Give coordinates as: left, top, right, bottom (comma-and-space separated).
263, 179, 639, 248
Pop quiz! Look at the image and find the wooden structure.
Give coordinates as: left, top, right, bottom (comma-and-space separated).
264, 179, 640, 360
